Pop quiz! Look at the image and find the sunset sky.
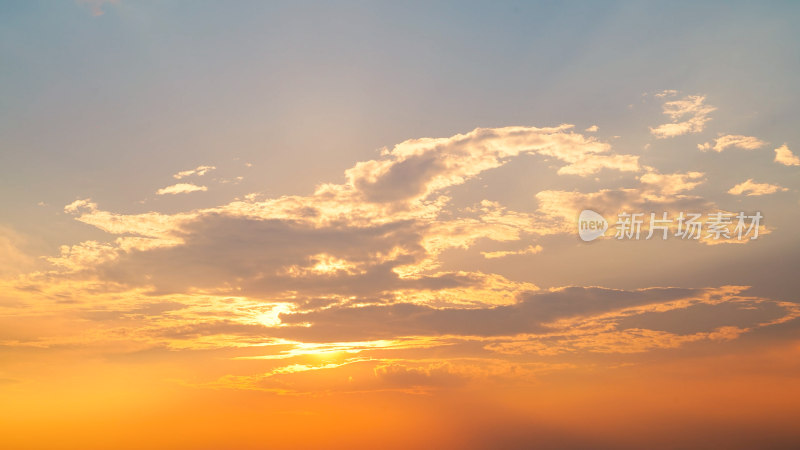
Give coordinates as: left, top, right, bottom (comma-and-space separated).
2, 1, 800, 449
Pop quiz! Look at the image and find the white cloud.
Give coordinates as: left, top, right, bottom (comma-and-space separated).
584, 125, 598, 132
156, 183, 208, 195
698, 134, 766, 152
727, 179, 788, 196
649, 95, 716, 138
638, 170, 705, 196
554, 153, 639, 176
774, 144, 800, 166
64, 198, 97, 214
173, 165, 216, 179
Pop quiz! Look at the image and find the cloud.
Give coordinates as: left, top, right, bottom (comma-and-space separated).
47, 125, 645, 295
46, 240, 120, 272
638, 170, 705, 196
584, 125, 598, 132
63, 198, 189, 240
60, 208, 536, 303
487, 326, 747, 355
57, 168, 718, 297
698, 135, 767, 152
261, 285, 800, 357
654, 89, 678, 98
156, 183, 208, 195
727, 179, 788, 196
32, 121, 793, 373
534, 169, 712, 236
89, 215, 428, 296
774, 144, 800, 166
649, 95, 716, 138
273, 286, 721, 342
58, 198, 190, 268
344, 124, 637, 207
173, 165, 217, 179
531, 172, 772, 246
552, 153, 639, 176
481, 245, 543, 259
64, 198, 97, 214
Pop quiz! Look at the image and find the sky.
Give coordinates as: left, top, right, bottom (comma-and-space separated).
1, 1, 800, 449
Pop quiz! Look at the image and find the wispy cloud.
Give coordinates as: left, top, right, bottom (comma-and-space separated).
156, 183, 208, 195
481, 244, 543, 259
638, 170, 705, 196
653, 89, 678, 98
649, 94, 716, 138
698, 134, 766, 152
173, 165, 216, 179
727, 179, 788, 196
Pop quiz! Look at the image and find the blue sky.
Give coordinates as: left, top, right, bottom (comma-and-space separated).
3, 2, 799, 241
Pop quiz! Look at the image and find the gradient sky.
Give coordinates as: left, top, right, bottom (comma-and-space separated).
2, 1, 800, 449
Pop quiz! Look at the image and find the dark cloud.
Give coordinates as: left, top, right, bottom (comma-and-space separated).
354, 153, 447, 203
140, 287, 705, 344
273, 286, 701, 342
616, 301, 788, 335
95, 214, 433, 296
